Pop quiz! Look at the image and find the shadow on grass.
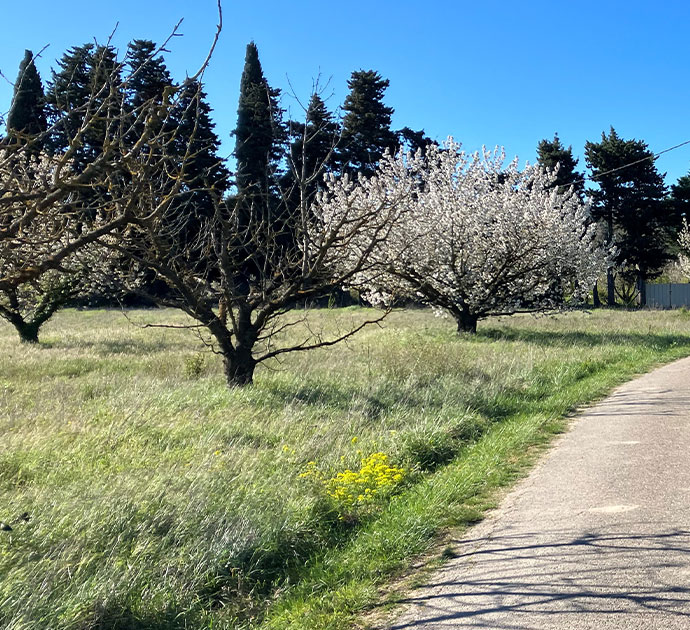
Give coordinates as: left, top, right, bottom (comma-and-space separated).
71, 338, 184, 356
258, 379, 390, 420
478, 327, 690, 350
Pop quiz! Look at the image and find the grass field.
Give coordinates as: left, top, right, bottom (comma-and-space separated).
2, 306, 690, 630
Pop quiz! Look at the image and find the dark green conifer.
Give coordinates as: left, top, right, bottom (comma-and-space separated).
45, 44, 122, 169
234, 42, 284, 212
536, 133, 584, 197
45, 44, 94, 159
7, 50, 47, 148
339, 70, 397, 178
668, 172, 690, 233
125, 39, 172, 109
172, 79, 230, 222
283, 93, 340, 211
396, 126, 435, 156
585, 127, 671, 305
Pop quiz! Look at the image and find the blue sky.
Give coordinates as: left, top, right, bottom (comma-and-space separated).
1, 0, 689, 186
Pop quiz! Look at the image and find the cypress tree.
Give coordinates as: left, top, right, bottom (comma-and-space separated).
232, 42, 287, 285
7, 50, 47, 149
234, 41, 284, 214
339, 70, 397, 178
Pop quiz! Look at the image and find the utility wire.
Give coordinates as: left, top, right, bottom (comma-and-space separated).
563, 138, 690, 189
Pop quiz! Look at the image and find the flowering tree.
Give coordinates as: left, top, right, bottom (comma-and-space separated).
0, 150, 111, 341
677, 220, 690, 278
318, 140, 608, 332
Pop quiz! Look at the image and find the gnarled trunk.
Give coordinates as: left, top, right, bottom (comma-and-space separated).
207, 311, 258, 388
0, 288, 65, 344
0, 310, 41, 343
222, 350, 256, 386
17, 321, 40, 344
455, 311, 478, 334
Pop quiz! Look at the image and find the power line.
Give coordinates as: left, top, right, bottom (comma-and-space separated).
563, 138, 690, 189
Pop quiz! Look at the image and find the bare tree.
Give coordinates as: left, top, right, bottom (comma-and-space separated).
0, 15, 223, 340
0, 28, 411, 384
102, 97, 411, 385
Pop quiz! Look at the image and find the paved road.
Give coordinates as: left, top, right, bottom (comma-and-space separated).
387, 357, 690, 630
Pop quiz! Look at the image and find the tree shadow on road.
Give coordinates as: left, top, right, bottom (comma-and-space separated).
387, 526, 690, 629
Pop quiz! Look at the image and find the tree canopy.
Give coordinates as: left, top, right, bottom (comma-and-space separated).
585, 127, 672, 305
536, 133, 584, 197
339, 70, 397, 178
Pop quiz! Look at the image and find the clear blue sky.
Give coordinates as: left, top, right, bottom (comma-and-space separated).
1, 0, 689, 186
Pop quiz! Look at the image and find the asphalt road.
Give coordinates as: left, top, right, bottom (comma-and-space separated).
386, 356, 690, 630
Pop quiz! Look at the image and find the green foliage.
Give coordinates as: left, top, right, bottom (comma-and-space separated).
184, 353, 206, 379
402, 429, 460, 472
536, 133, 584, 196
339, 69, 397, 177
281, 93, 340, 213
45, 43, 122, 170
396, 126, 436, 156
169, 79, 230, 243
585, 127, 674, 300
668, 172, 690, 244
234, 42, 284, 206
125, 39, 172, 109
6, 49, 47, 147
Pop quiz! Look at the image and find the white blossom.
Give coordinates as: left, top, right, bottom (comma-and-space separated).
677, 219, 690, 278
315, 138, 609, 331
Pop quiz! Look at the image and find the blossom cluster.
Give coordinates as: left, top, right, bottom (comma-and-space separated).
678, 219, 690, 277
314, 138, 610, 329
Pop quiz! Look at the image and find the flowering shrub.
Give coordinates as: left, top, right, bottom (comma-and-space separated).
300, 452, 406, 519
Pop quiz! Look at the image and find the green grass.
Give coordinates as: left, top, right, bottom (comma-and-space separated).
1, 307, 690, 629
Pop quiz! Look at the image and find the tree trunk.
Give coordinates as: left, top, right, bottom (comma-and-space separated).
606, 268, 616, 306
17, 321, 40, 343
637, 271, 647, 307
455, 311, 478, 334
0, 310, 40, 343
592, 281, 601, 308
207, 312, 258, 387
223, 351, 256, 386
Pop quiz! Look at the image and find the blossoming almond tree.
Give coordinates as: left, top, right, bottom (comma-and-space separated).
0, 150, 112, 342
318, 140, 608, 333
